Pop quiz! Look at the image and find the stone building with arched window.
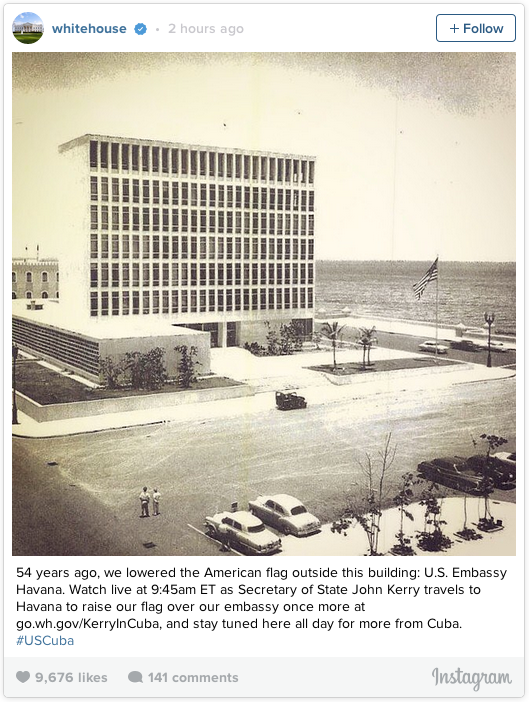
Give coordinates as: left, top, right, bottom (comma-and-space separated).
12, 258, 59, 300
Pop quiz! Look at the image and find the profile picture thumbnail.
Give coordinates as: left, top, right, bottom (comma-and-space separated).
13, 12, 44, 44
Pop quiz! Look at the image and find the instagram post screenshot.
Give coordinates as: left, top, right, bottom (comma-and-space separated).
5, 3, 523, 698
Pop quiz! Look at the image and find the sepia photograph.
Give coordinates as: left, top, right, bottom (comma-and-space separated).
12, 52, 516, 557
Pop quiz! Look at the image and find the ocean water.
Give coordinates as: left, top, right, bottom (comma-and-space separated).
315, 261, 516, 336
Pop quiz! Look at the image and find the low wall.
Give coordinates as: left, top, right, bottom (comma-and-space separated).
319, 362, 467, 386
16, 382, 254, 423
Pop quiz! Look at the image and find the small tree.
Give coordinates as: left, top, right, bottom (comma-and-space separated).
265, 324, 282, 356
332, 434, 396, 556
123, 348, 167, 390
416, 483, 452, 552
99, 356, 125, 389
320, 321, 345, 371
477, 433, 508, 531
358, 326, 377, 370
176, 345, 200, 388
390, 472, 419, 556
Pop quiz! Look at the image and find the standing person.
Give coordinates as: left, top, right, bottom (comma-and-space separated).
139, 486, 150, 518
152, 488, 161, 516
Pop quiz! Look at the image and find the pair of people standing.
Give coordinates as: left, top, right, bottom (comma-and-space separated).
139, 487, 161, 518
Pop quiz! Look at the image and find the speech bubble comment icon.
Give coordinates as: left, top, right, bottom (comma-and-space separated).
128, 671, 143, 683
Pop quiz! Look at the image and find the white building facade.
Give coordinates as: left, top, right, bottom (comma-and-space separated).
58, 134, 315, 348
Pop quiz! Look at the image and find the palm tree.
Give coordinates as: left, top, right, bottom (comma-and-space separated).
320, 321, 345, 370
358, 326, 377, 369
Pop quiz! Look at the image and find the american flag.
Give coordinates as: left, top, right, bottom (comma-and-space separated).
413, 258, 438, 300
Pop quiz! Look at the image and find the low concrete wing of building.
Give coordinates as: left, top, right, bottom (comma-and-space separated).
12, 299, 210, 384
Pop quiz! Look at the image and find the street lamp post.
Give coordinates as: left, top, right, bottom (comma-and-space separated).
484, 312, 495, 368
12, 344, 19, 424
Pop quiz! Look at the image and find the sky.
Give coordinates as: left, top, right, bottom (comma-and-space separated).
13, 13, 43, 25
12, 52, 516, 261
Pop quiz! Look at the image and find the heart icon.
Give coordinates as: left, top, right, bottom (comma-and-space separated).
16, 671, 30, 683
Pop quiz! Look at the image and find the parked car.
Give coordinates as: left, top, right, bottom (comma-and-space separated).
275, 391, 307, 410
418, 341, 449, 354
473, 340, 509, 353
417, 457, 485, 494
492, 451, 516, 469
204, 510, 281, 555
249, 494, 321, 536
450, 339, 482, 352
465, 454, 516, 490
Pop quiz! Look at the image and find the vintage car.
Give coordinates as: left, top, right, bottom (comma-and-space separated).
417, 457, 485, 494
491, 451, 517, 470
449, 339, 482, 352
248, 494, 321, 536
418, 341, 449, 354
473, 340, 510, 353
465, 454, 516, 490
204, 510, 281, 555
275, 391, 307, 410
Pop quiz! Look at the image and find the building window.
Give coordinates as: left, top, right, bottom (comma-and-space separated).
90, 292, 98, 316
181, 150, 189, 175
162, 148, 169, 174
26, 291, 33, 299
100, 142, 109, 170
171, 148, 179, 175
26, 272, 32, 283
152, 147, 160, 172
111, 143, 119, 170
90, 140, 98, 169
12, 292, 16, 299
142, 146, 149, 172
101, 291, 109, 315
90, 177, 98, 201
12, 272, 16, 283
132, 145, 139, 171
122, 144, 130, 171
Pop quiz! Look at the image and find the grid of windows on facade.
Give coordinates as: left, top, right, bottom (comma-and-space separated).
88, 139, 315, 317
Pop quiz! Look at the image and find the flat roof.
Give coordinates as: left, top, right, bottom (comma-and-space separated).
12, 300, 206, 341
59, 133, 316, 161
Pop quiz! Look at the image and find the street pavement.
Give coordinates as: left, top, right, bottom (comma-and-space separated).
12, 344, 515, 439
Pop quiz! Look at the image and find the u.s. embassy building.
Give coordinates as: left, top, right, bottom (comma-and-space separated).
13, 134, 316, 382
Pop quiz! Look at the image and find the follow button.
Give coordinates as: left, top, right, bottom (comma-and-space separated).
437, 15, 516, 42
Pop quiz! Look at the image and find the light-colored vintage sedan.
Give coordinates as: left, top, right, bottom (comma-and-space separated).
248, 494, 321, 537
418, 340, 449, 354
204, 510, 281, 555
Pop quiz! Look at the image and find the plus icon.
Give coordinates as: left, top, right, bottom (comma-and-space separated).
450, 24, 459, 32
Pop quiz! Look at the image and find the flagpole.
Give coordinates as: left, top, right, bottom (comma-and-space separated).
435, 258, 439, 360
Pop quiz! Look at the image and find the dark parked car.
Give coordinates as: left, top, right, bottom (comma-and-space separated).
417, 457, 486, 494
466, 454, 516, 490
450, 339, 482, 352
275, 391, 307, 411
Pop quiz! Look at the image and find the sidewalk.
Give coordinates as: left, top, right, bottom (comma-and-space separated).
278, 497, 515, 557
13, 344, 515, 438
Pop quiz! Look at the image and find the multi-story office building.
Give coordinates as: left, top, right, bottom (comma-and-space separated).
12, 257, 59, 300
58, 134, 315, 347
